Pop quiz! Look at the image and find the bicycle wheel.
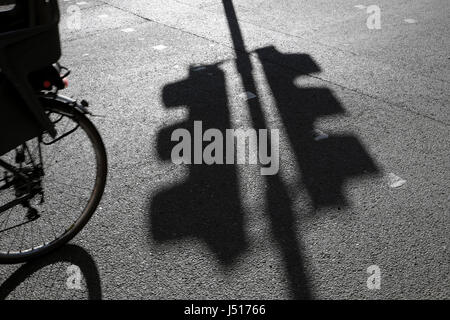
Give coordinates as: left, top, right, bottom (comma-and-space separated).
0, 101, 107, 264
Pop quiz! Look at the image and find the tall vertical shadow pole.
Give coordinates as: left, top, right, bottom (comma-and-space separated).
221, 0, 312, 299
221, 0, 266, 130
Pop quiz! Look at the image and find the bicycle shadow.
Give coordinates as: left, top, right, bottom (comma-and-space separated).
0, 244, 102, 300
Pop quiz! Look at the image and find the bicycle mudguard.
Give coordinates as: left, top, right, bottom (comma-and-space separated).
38, 94, 84, 113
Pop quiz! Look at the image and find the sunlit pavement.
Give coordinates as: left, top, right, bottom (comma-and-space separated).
0, 0, 448, 299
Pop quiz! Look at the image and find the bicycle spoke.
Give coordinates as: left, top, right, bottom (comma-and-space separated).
19, 220, 27, 252
0, 206, 14, 232
45, 179, 93, 193
7, 217, 22, 253
36, 222, 46, 247
0, 103, 106, 262
45, 117, 71, 169
44, 186, 88, 207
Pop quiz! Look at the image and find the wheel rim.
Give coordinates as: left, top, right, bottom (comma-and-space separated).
0, 107, 103, 259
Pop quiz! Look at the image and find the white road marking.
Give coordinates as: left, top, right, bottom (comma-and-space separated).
354, 5, 366, 9
153, 45, 167, 51
404, 18, 417, 24
76, 1, 88, 5
121, 28, 136, 33
388, 173, 407, 188
98, 14, 109, 19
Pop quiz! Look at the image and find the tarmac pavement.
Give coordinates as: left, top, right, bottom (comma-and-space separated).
0, 0, 448, 300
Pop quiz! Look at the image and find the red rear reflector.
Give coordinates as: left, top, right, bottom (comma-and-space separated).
63, 78, 69, 88
43, 80, 52, 88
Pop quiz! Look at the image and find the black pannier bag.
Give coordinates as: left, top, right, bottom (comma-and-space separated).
0, 0, 61, 156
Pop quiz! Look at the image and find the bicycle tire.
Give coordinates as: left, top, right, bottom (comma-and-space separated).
0, 101, 107, 264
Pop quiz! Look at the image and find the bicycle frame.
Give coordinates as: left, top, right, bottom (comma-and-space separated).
0, 158, 23, 176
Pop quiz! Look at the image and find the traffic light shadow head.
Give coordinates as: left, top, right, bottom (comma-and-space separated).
255, 45, 322, 76
152, 60, 247, 265
162, 63, 226, 109
254, 46, 380, 209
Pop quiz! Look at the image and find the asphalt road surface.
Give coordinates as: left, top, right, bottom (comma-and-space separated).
0, 0, 448, 300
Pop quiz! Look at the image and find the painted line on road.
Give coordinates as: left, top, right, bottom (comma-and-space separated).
153, 45, 167, 51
